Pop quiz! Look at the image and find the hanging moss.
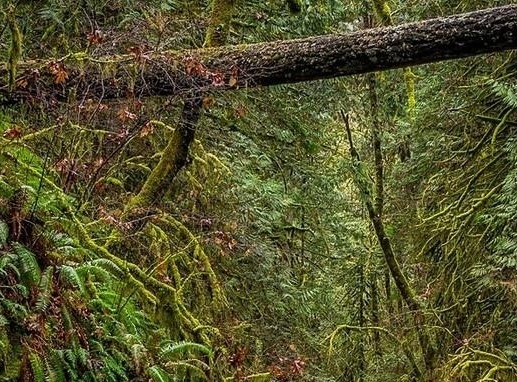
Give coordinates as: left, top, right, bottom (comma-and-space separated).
159, 215, 227, 310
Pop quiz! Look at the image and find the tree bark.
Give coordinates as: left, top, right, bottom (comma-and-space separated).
2, 5, 516, 104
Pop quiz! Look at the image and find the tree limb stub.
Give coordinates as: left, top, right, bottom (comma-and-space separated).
1, 5, 516, 104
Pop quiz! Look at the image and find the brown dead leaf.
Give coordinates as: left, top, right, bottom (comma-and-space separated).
117, 108, 137, 122
211, 72, 225, 87
2, 126, 22, 139
87, 29, 104, 45
184, 57, 207, 76
234, 105, 247, 118
202, 96, 215, 109
139, 122, 154, 138
48, 62, 68, 85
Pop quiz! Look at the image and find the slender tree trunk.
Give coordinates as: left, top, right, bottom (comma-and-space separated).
2, 5, 516, 104
370, 265, 381, 356
204, 0, 236, 47
343, 110, 433, 380
358, 262, 366, 382
366, 1, 437, 375
385, 268, 392, 314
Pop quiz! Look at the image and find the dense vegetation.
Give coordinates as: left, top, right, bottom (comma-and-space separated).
0, 0, 516, 381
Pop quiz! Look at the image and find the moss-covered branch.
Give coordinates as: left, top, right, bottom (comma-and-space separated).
5, 3, 22, 90
327, 324, 423, 380
1, 5, 516, 104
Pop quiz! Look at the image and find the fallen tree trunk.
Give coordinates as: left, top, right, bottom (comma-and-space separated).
1, 5, 516, 104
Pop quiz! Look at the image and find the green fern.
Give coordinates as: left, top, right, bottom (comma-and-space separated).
61, 305, 73, 331
103, 354, 128, 381
1, 298, 27, 320
0, 220, 8, 247
163, 360, 209, 380
59, 265, 85, 294
0, 252, 19, 278
63, 348, 77, 370
490, 79, 517, 109
28, 350, 45, 382
73, 342, 89, 368
35, 267, 54, 312
0, 323, 10, 362
148, 365, 171, 382
77, 258, 123, 281
12, 244, 41, 286
159, 341, 212, 360
44, 352, 67, 382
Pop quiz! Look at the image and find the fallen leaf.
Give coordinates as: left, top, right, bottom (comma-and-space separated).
2, 126, 22, 139
139, 122, 154, 137
202, 96, 215, 109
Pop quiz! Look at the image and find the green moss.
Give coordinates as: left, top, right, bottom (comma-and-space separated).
125, 126, 181, 212
404, 68, 416, 118
372, 0, 392, 25
203, 0, 236, 48
6, 4, 22, 91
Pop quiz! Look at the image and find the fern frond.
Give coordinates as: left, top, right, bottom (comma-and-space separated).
103, 354, 128, 380
159, 341, 212, 360
36, 266, 54, 312
61, 305, 73, 331
0, 220, 8, 246
78, 258, 123, 281
45, 352, 67, 382
148, 365, 171, 382
0, 252, 19, 278
0, 323, 10, 360
28, 350, 45, 382
490, 79, 517, 109
1, 299, 27, 320
73, 343, 88, 368
163, 359, 209, 379
59, 265, 85, 294
63, 348, 77, 370
92, 258, 124, 277
13, 243, 41, 285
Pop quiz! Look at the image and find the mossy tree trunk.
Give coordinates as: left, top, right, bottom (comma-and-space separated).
124, 95, 202, 211
2, 5, 516, 104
